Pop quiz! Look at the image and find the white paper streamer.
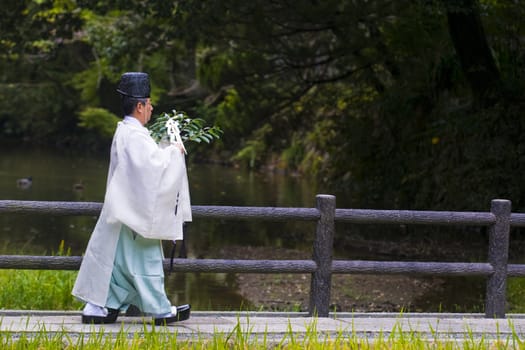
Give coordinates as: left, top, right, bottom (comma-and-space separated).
166, 118, 187, 154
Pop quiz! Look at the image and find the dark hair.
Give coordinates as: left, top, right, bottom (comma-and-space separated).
121, 96, 148, 116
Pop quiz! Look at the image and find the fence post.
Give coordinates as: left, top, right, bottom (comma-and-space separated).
309, 194, 336, 317
485, 199, 511, 318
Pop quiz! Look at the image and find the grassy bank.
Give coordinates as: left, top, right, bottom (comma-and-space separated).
0, 241, 82, 311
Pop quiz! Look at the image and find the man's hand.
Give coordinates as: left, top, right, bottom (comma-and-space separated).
174, 142, 186, 154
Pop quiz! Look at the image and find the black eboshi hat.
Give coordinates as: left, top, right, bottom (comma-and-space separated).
116, 72, 151, 98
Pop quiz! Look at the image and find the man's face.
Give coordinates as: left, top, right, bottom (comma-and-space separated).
137, 98, 153, 125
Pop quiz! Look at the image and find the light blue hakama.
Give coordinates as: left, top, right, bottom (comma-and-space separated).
104, 225, 172, 315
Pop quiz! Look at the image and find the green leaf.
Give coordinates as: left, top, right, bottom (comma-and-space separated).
147, 109, 223, 145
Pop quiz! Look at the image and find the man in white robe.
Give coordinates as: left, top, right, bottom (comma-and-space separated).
72, 72, 192, 324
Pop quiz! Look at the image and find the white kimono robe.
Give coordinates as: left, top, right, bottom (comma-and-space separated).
72, 117, 192, 307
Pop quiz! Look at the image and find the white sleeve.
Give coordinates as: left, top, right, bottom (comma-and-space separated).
105, 128, 190, 240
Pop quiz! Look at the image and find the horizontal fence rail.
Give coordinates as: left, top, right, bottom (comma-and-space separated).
331, 261, 494, 276
335, 209, 496, 226
0, 256, 318, 273
0, 201, 320, 221
1, 197, 524, 318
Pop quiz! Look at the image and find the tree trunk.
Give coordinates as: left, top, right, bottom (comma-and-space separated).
445, 0, 500, 106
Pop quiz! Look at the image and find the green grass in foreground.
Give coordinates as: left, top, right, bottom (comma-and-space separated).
0, 318, 524, 349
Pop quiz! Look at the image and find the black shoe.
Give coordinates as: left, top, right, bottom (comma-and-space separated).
82, 308, 120, 324
153, 304, 191, 325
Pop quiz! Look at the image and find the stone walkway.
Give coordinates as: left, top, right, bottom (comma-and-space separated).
1, 310, 525, 343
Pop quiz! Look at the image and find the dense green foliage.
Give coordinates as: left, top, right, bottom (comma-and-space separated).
1, 0, 525, 211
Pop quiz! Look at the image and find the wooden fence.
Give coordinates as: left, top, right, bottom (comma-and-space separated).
1, 195, 525, 318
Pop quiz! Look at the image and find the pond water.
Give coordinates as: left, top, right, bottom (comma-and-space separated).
0, 146, 328, 310
0, 146, 505, 312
